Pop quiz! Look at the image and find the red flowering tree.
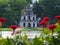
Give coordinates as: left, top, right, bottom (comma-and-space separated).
49, 24, 56, 35
40, 17, 50, 31
55, 15, 60, 24
9, 25, 18, 35
40, 20, 45, 31
0, 18, 6, 27
9, 25, 17, 30
0, 18, 6, 37
43, 17, 50, 29
9, 25, 21, 35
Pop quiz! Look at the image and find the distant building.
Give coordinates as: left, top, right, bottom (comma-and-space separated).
19, 7, 40, 28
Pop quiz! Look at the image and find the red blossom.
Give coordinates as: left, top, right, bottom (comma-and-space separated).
0, 18, 6, 23
55, 16, 60, 24
40, 20, 45, 26
9, 25, 18, 30
55, 16, 60, 20
43, 17, 50, 22
49, 24, 56, 30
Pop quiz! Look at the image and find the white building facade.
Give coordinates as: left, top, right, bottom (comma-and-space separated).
19, 7, 39, 28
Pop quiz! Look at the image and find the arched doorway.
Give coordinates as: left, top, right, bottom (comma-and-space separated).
33, 23, 35, 27
33, 17, 35, 20
28, 16, 30, 20
28, 13, 30, 15
24, 16, 25, 20
23, 23, 25, 27
28, 23, 31, 27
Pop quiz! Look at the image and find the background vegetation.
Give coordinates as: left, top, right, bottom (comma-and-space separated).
0, 0, 60, 27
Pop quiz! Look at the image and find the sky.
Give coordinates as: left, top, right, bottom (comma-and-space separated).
30, 0, 39, 7
32, 0, 39, 3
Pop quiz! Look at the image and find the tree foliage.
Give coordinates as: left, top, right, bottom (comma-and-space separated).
33, 0, 60, 23
0, 0, 31, 27
33, 1, 43, 18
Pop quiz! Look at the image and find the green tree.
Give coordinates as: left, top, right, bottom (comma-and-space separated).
0, 0, 31, 27
33, 0, 60, 23
40, 0, 60, 23
33, 1, 43, 18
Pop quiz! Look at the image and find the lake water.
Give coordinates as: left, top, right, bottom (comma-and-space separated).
1, 30, 42, 38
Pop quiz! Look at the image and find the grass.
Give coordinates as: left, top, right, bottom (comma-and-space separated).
0, 27, 43, 31
0, 28, 11, 31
